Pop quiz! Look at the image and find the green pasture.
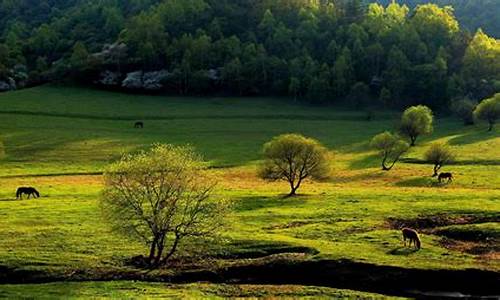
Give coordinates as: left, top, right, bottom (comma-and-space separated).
0, 85, 498, 297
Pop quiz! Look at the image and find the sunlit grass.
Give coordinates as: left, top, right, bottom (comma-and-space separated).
0, 85, 498, 295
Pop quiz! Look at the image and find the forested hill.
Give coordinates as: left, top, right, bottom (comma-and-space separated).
0, 0, 499, 110
373, 0, 499, 38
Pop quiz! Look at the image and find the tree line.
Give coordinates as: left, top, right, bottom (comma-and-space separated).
374, 0, 499, 38
0, 0, 499, 110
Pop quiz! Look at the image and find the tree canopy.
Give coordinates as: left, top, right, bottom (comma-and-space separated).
259, 133, 330, 196
424, 143, 455, 177
370, 131, 409, 171
0, 0, 498, 108
399, 105, 434, 146
474, 93, 500, 131
101, 144, 227, 267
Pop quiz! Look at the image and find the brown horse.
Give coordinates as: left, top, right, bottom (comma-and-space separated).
16, 187, 40, 199
438, 172, 453, 183
402, 228, 421, 249
134, 121, 144, 129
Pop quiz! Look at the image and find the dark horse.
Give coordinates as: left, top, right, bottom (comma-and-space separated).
402, 228, 421, 249
438, 172, 453, 183
134, 121, 144, 129
16, 187, 40, 199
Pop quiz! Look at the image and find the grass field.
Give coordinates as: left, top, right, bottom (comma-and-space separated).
0, 85, 498, 298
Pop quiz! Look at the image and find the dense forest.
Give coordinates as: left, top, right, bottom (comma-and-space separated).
375, 0, 499, 38
0, 0, 499, 110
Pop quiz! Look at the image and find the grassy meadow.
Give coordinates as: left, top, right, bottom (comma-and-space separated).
0, 85, 498, 298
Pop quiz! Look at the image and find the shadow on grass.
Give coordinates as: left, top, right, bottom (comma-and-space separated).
0, 198, 20, 202
348, 154, 380, 170
448, 129, 498, 146
395, 177, 447, 188
217, 239, 319, 259
388, 247, 420, 256
233, 195, 308, 212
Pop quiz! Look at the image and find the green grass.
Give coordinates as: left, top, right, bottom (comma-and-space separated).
0, 85, 498, 297
0, 282, 402, 299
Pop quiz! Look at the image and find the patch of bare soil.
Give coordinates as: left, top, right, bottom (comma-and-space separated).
387, 213, 500, 259
440, 238, 500, 259
264, 220, 318, 230
386, 213, 499, 231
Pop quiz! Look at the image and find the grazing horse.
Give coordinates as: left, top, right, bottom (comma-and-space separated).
16, 187, 40, 199
438, 172, 453, 183
402, 228, 421, 250
134, 121, 144, 129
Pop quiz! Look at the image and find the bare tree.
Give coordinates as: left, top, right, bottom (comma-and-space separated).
101, 144, 227, 267
259, 134, 329, 196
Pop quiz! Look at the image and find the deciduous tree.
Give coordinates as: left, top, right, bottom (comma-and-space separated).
259, 134, 329, 196
399, 105, 434, 146
101, 144, 227, 267
371, 131, 409, 171
424, 143, 455, 177
474, 93, 500, 131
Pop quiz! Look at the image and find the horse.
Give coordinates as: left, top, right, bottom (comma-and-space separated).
134, 121, 144, 129
402, 228, 421, 250
16, 187, 40, 199
438, 172, 453, 183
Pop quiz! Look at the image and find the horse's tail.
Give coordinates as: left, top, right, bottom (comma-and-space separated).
16, 188, 20, 198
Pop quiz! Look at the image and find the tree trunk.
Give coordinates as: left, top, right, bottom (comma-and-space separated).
162, 234, 181, 264
433, 164, 441, 177
385, 157, 400, 171
148, 236, 158, 264
410, 136, 417, 146
153, 235, 166, 266
382, 155, 390, 171
488, 122, 493, 132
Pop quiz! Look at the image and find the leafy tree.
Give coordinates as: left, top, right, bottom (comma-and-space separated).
462, 30, 500, 99
347, 81, 370, 108
101, 144, 227, 267
379, 87, 392, 107
332, 47, 354, 97
474, 93, 500, 131
371, 131, 409, 171
451, 98, 476, 125
411, 4, 459, 51
259, 134, 329, 196
69, 42, 89, 70
424, 143, 455, 177
399, 105, 434, 146
384, 47, 410, 105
